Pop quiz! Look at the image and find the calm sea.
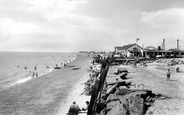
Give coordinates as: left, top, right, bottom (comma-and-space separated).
0, 51, 76, 90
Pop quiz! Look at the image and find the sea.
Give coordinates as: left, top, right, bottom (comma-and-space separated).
0, 51, 76, 91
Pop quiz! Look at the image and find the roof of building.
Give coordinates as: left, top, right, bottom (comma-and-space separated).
115, 43, 143, 50
144, 46, 158, 51
168, 48, 184, 52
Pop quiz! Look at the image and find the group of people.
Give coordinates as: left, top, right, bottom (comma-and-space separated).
31, 66, 38, 78
32, 71, 38, 78
68, 101, 89, 115
55, 60, 69, 68
17, 65, 39, 78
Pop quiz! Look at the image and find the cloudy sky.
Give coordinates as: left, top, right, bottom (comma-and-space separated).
0, 0, 184, 52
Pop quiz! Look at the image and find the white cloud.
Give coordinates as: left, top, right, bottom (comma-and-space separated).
0, 18, 42, 35
141, 8, 184, 30
26, 0, 89, 21
140, 8, 184, 49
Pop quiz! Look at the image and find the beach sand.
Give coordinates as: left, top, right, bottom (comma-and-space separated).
107, 58, 184, 115
0, 53, 92, 115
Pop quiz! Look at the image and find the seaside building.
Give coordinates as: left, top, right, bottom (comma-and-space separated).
114, 42, 184, 58
143, 46, 158, 58
166, 48, 184, 58
143, 46, 184, 58
114, 43, 143, 57
143, 46, 167, 58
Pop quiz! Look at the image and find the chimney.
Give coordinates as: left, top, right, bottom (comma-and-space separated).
177, 39, 179, 49
162, 39, 165, 50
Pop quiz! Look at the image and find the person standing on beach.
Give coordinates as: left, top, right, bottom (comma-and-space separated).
34, 66, 37, 71
166, 69, 171, 81
68, 101, 81, 115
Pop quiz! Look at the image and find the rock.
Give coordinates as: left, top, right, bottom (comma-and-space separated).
128, 92, 145, 115
105, 89, 150, 115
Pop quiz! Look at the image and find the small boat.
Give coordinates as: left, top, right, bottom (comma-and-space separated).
54, 67, 61, 69
73, 67, 80, 70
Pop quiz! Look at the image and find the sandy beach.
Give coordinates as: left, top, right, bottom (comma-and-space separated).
0, 53, 92, 115
105, 58, 184, 115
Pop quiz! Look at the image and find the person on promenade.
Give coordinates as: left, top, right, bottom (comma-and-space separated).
166, 69, 171, 81
92, 60, 95, 65
68, 101, 81, 115
82, 101, 89, 111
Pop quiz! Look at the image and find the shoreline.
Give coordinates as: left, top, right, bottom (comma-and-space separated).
4, 54, 78, 89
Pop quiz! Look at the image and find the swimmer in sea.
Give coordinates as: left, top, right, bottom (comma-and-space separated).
32, 72, 35, 78
36, 73, 38, 77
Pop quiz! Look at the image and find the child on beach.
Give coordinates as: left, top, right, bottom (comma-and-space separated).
166, 69, 171, 81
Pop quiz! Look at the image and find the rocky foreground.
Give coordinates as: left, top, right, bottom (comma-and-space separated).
85, 58, 184, 115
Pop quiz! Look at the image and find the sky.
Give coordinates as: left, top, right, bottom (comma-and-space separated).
0, 0, 184, 52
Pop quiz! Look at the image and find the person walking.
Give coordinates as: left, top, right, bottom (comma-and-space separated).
166, 69, 171, 81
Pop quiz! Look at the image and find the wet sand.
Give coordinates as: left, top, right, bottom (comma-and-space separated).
0, 53, 92, 115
